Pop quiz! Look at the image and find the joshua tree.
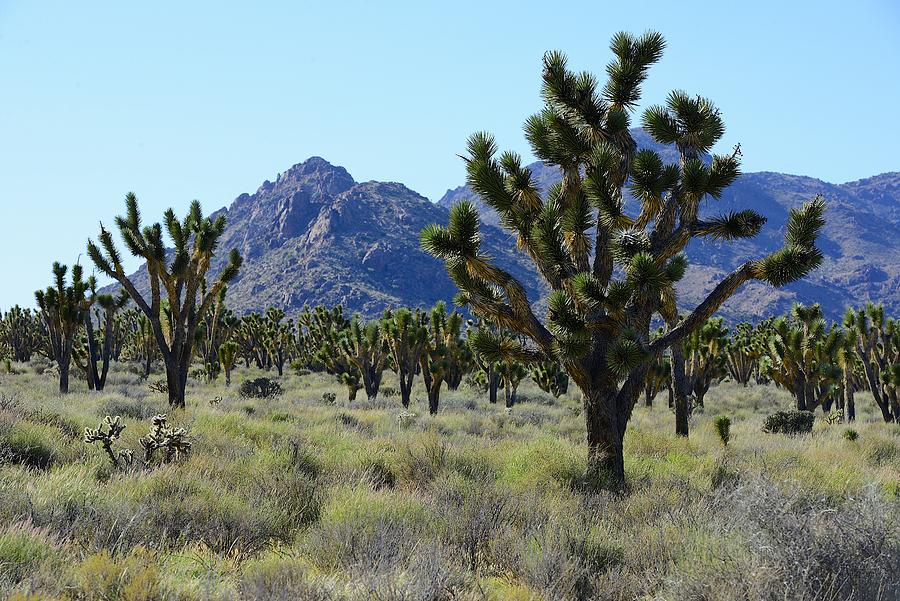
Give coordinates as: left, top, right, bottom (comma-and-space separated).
419, 302, 463, 415
195, 287, 239, 381
845, 303, 900, 422
218, 340, 238, 386
833, 326, 859, 422
340, 317, 389, 401
724, 322, 760, 386
90, 290, 130, 390
497, 360, 528, 407
0, 306, 45, 363
764, 304, 840, 412
263, 308, 295, 377
35, 262, 94, 394
236, 312, 268, 369
121, 310, 159, 378
87, 194, 242, 408
422, 32, 825, 484
470, 319, 503, 404
383, 308, 428, 408
643, 352, 671, 408
683, 317, 728, 409
530, 360, 569, 398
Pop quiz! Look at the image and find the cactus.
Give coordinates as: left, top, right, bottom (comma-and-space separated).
139, 414, 191, 466
84, 415, 134, 468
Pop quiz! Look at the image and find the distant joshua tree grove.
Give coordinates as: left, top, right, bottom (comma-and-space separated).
422, 31, 825, 484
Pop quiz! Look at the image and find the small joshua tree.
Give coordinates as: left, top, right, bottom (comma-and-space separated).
87, 194, 243, 408
84, 415, 134, 468
218, 340, 238, 387
713, 415, 731, 447
383, 308, 428, 408
422, 32, 825, 484
35, 262, 95, 394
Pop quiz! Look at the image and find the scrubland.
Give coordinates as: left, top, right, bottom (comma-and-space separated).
0, 364, 897, 600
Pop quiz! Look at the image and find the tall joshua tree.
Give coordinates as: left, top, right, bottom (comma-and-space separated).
35, 262, 94, 393
422, 32, 825, 484
87, 193, 242, 408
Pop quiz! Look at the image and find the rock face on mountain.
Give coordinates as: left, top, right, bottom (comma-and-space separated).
193, 158, 544, 317
437, 133, 900, 322
117, 136, 898, 322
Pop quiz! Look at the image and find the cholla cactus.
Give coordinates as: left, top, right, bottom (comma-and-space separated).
84, 415, 133, 468
139, 414, 192, 466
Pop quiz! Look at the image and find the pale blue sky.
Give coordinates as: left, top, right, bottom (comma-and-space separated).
1, 0, 898, 308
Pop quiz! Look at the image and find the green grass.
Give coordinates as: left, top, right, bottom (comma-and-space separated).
0, 364, 897, 599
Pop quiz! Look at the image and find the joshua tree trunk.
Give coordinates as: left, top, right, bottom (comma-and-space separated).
793, 374, 808, 411
58, 351, 71, 394
670, 344, 690, 437
427, 379, 441, 415
363, 367, 382, 401
584, 388, 626, 484
844, 370, 856, 422
399, 371, 414, 408
347, 384, 359, 402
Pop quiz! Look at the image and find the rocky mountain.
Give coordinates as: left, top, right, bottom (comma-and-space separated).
118, 157, 545, 318
117, 135, 899, 322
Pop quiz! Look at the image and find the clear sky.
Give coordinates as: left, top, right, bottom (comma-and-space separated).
1, 0, 898, 309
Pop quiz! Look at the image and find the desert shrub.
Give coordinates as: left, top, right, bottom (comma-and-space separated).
762, 410, 814, 435
395, 434, 451, 487
0, 420, 65, 469
498, 514, 622, 600
320, 392, 336, 406
102, 396, 159, 421
432, 475, 514, 572
0, 522, 63, 588
865, 438, 899, 467
359, 455, 396, 490
706, 479, 900, 600
843, 428, 859, 441
508, 407, 561, 428
239, 377, 283, 399
238, 557, 334, 601
500, 436, 583, 490
69, 547, 161, 601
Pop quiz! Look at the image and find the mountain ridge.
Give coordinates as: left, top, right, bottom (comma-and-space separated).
113, 133, 900, 322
